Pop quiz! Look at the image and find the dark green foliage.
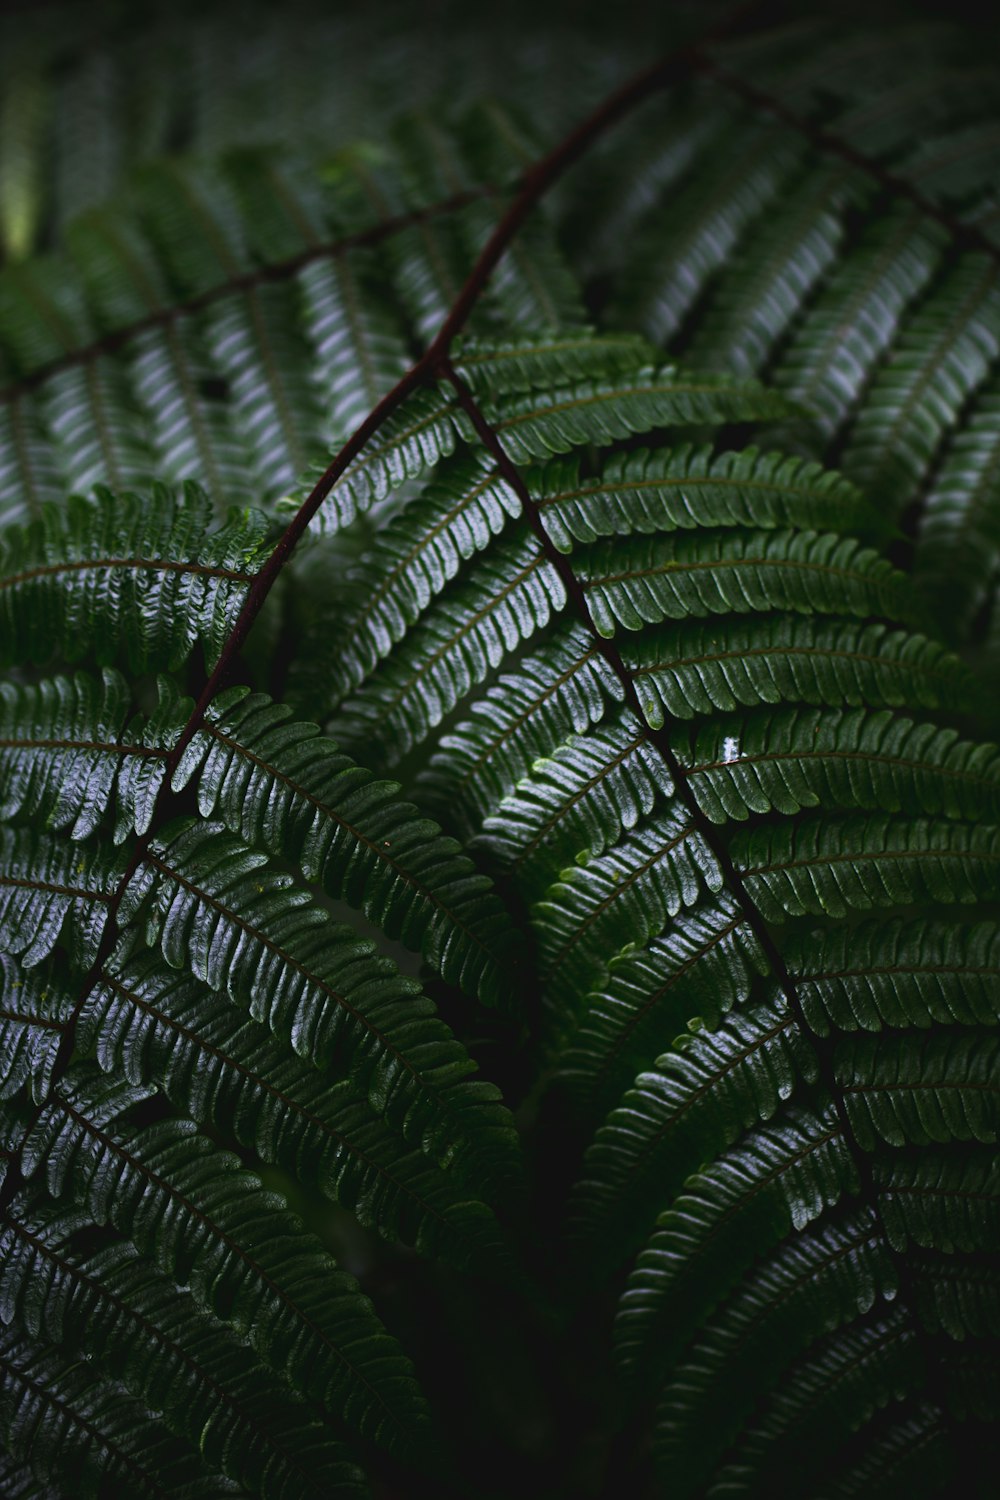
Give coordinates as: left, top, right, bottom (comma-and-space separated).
1, 3, 999, 1498
0, 488, 272, 671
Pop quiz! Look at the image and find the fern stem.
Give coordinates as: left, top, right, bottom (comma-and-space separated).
0, 16, 736, 1228
0, 190, 491, 409
697, 56, 1000, 262
438, 357, 967, 1477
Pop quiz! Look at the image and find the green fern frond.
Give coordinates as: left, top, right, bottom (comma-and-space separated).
0, 827, 120, 968
75, 955, 513, 1259
418, 622, 624, 835
13, 1069, 432, 1452
119, 820, 519, 1186
615, 1103, 853, 1380
569, 999, 819, 1260
318, 453, 522, 703
533, 443, 880, 551
0, 487, 271, 671
0, 1325, 270, 1500
174, 687, 518, 1005
579, 529, 912, 637
1, 1201, 378, 1497
327, 534, 566, 761
651, 1207, 895, 1500
2, 6, 1000, 1496
0, 670, 167, 841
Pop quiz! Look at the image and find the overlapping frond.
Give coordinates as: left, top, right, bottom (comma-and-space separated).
2, 7, 1000, 1497
0, 486, 271, 671
576, 18, 1000, 689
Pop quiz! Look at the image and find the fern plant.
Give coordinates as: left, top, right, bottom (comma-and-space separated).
1, 2, 999, 1496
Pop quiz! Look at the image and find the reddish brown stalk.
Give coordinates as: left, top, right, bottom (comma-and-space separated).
0, 0, 767, 1216
438, 355, 964, 1495
0, 190, 490, 409
696, 56, 1000, 259
164, 44, 730, 773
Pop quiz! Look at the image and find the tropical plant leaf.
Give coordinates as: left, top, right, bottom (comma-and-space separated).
2, 6, 1000, 1497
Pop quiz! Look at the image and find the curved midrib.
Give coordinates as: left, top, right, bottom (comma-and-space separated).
726, 1313, 910, 1461
788, 208, 930, 423
657, 1218, 883, 1412
587, 910, 745, 1094
509, 727, 647, 869
690, 741, 1000, 796
202, 720, 504, 972
447, 639, 601, 801
101, 971, 474, 1233
373, 548, 549, 711
140, 850, 495, 1149
52, 1092, 421, 1438
336, 395, 457, 495
623, 1118, 844, 1364
2, 1351, 173, 1499
0, 556, 255, 590
857, 261, 1000, 502
346, 463, 499, 639
578, 1011, 800, 1225
632, 123, 800, 332
542, 820, 697, 979
4, 1215, 349, 1496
